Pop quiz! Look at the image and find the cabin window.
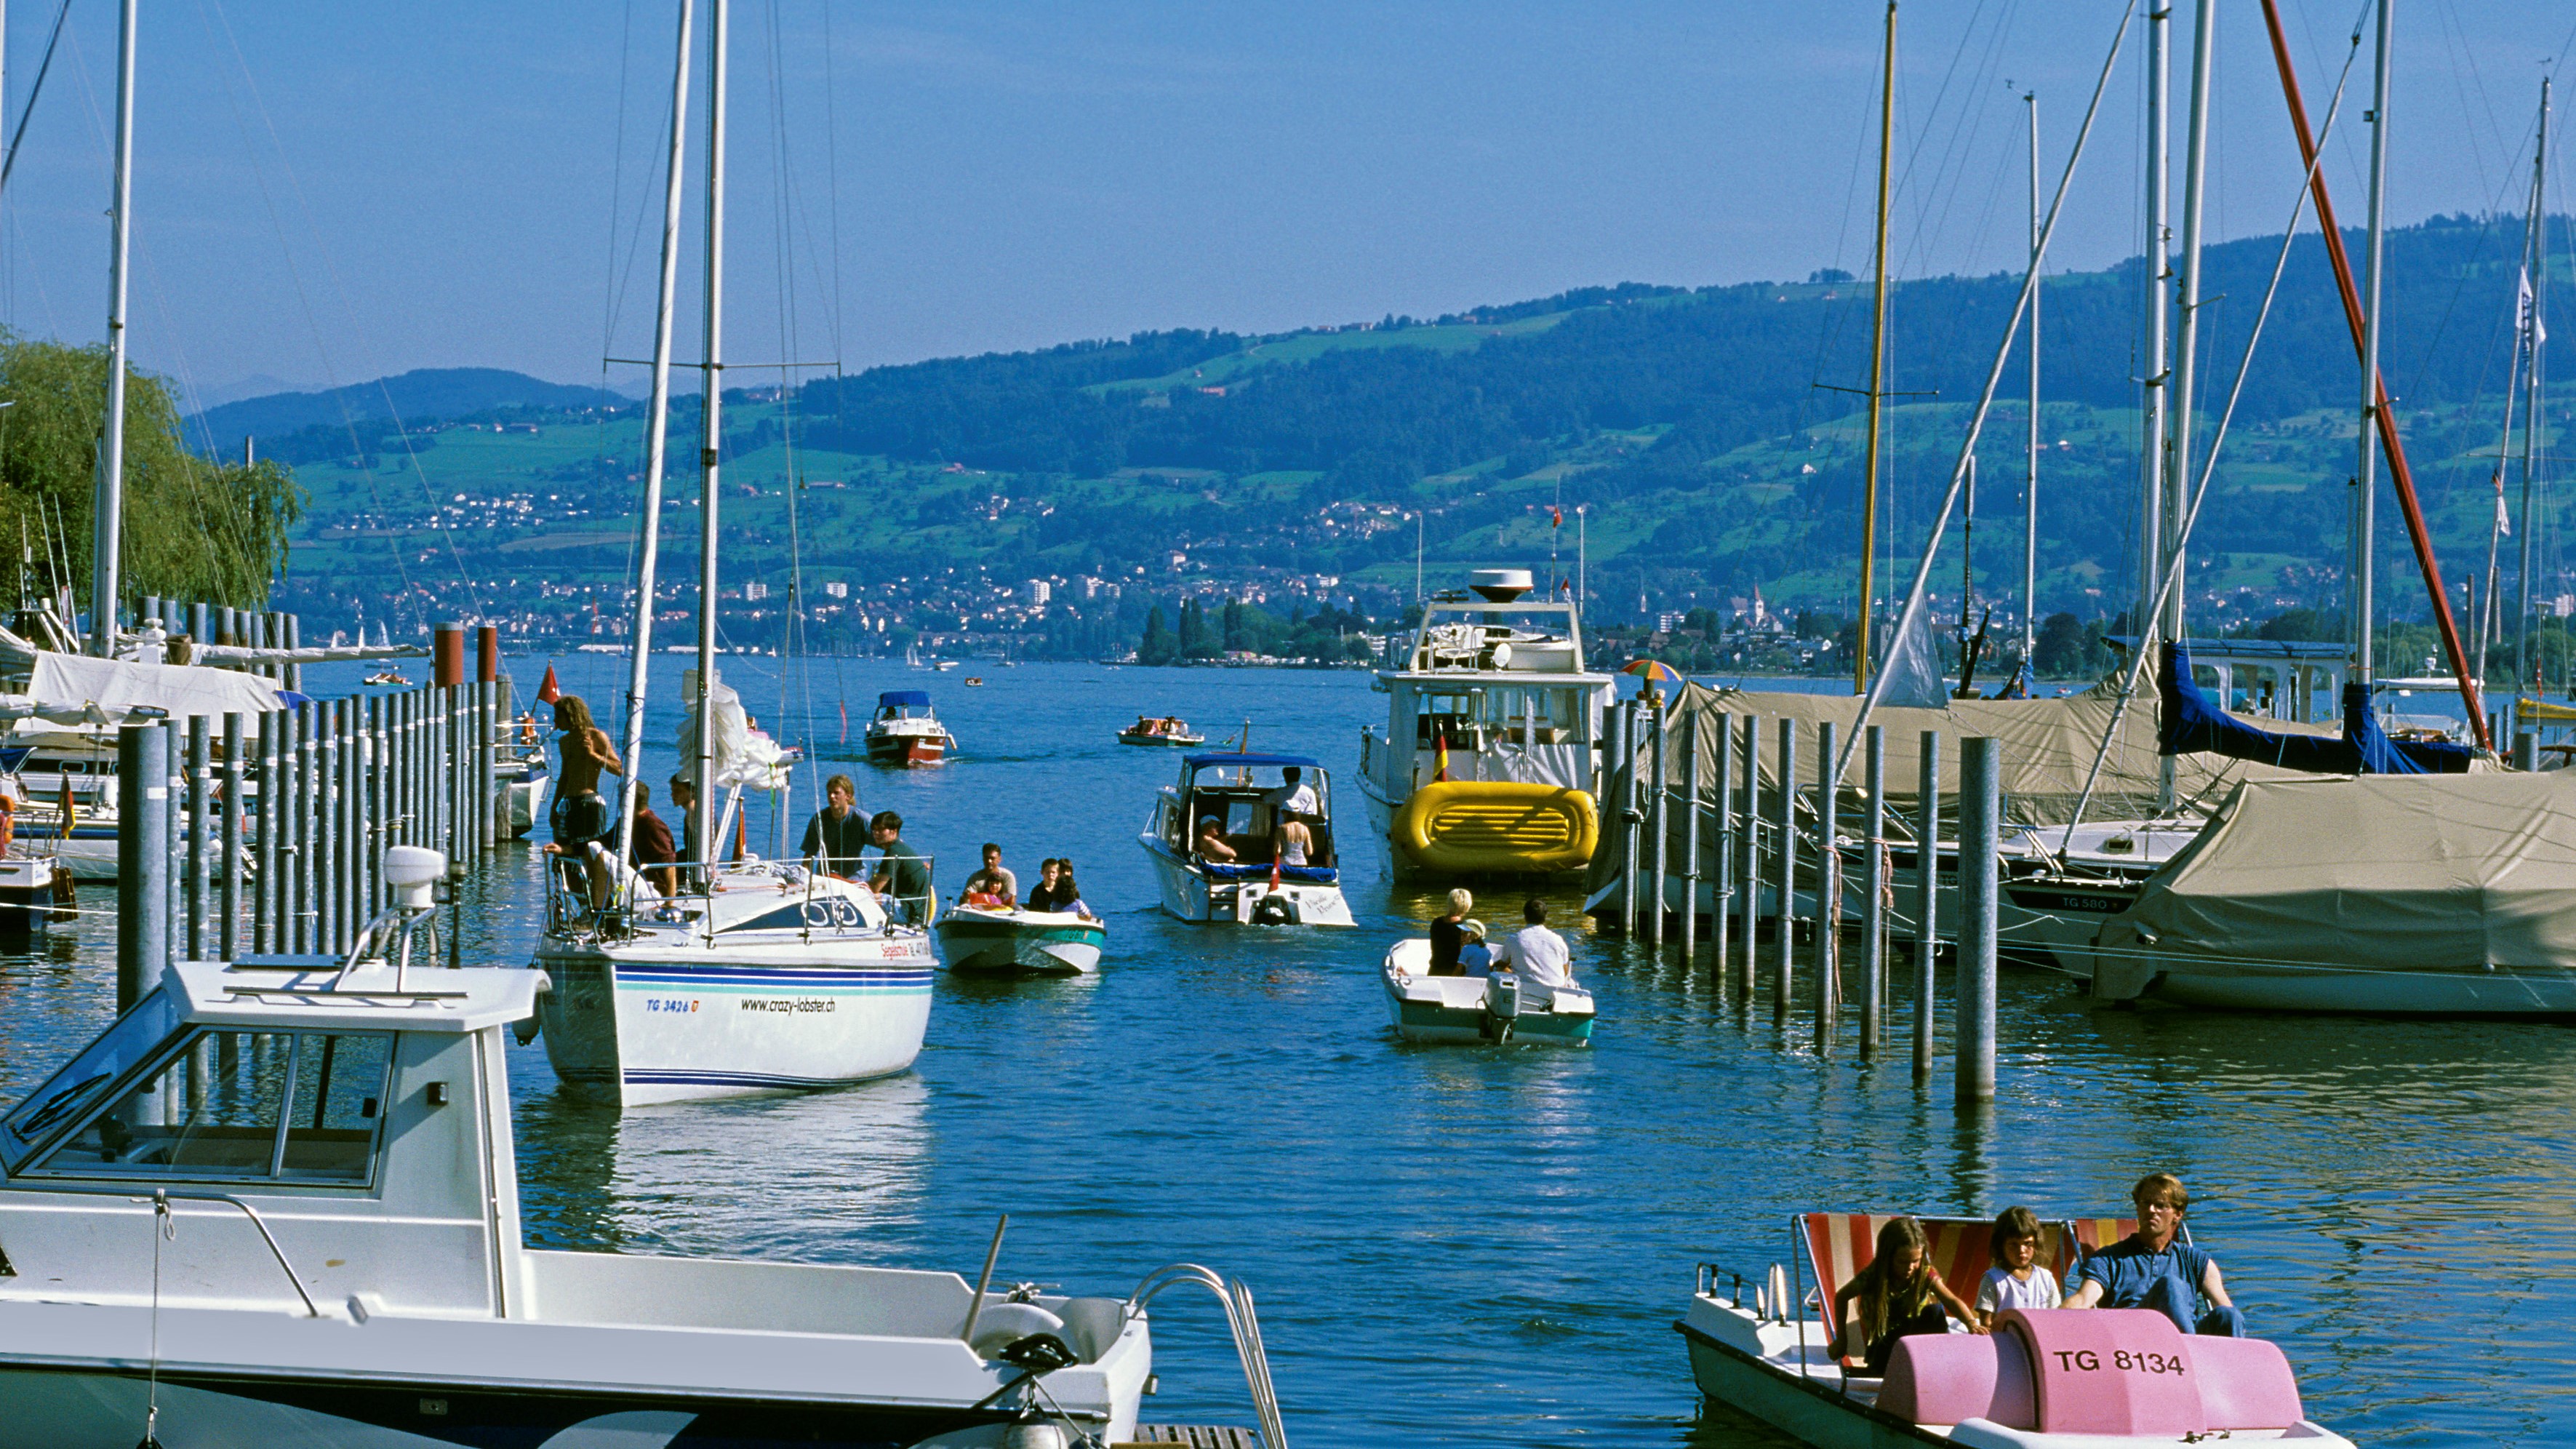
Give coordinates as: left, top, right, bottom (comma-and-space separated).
25, 1029, 394, 1187
1, 989, 184, 1172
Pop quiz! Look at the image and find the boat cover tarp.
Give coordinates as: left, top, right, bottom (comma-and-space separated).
2103, 772, 2576, 973
27, 651, 284, 719
879, 690, 931, 708
2157, 642, 2473, 775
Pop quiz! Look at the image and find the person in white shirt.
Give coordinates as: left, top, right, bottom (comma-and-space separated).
1975, 1206, 2064, 1328
1491, 898, 1573, 995
1265, 766, 1321, 824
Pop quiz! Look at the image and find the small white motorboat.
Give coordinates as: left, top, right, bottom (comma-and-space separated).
864, 689, 957, 766
1380, 938, 1593, 1045
935, 903, 1107, 974
1676, 1213, 2355, 1448
1139, 751, 1353, 926
0, 848, 1293, 1448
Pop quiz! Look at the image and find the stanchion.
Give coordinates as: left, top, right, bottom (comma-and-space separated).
1772, 718, 1796, 1023
1957, 735, 2000, 1107
1737, 716, 1761, 1000
1680, 710, 1702, 957
1814, 720, 1837, 1048
1913, 730, 1940, 1082
220, 713, 242, 961
1860, 724, 1886, 1058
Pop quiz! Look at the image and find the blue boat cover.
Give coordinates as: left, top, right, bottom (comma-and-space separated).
1183, 752, 1324, 770
878, 690, 931, 707
2156, 641, 2473, 775
1199, 861, 1339, 884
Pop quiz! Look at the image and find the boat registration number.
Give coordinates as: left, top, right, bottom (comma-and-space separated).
645, 997, 702, 1013
2049, 1348, 2187, 1376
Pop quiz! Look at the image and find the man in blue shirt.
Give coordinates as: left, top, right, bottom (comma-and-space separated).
2065, 1173, 2247, 1336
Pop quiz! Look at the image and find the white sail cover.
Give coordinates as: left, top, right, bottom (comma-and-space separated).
2103, 772, 2576, 975
26, 651, 284, 719
675, 672, 791, 791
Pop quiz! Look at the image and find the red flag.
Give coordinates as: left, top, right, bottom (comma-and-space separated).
1433, 733, 1450, 783
537, 663, 561, 705
838, 699, 850, 743
1270, 850, 1282, 891
1551, 505, 1562, 527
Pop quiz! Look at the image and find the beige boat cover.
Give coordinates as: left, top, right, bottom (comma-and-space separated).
1652, 680, 2340, 829
2105, 772, 2576, 973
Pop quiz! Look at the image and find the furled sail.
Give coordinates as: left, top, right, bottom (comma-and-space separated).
2156, 642, 2473, 775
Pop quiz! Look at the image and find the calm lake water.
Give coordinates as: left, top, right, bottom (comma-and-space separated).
0, 655, 2567, 1447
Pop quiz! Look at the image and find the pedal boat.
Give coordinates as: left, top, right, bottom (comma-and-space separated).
935, 904, 1107, 974
0, 857, 1293, 1449
1379, 938, 1593, 1045
1676, 1213, 2353, 1449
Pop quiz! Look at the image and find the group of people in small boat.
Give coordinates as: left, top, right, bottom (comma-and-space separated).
1836, 1174, 2246, 1376
1126, 715, 1189, 737
1192, 765, 1324, 867
959, 842, 1097, 920
1421, 888, 1574, 997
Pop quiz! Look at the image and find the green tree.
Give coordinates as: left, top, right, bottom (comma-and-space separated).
1137, 606, 1177, 666
2032, 612, 2088, 678
0, 334, 303, 612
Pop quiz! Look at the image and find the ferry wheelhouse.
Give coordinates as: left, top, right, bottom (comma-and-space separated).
1359, 570, 1612, 876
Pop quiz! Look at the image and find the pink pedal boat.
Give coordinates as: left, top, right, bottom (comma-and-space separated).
1676, 1213, 2356, 1448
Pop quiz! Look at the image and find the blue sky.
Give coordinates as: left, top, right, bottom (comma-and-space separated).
0, 1, 2564, 407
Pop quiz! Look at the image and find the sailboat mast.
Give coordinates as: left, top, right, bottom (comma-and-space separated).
2353, 0, 2393, 686
88, 0, 136, 656
2515, 77, 2551, 702
2023, 89, 2039, 671
1853, 0, 1895, 694
692, 0, 729, 858
2169, 0, 2215, 647
2136, 0, 2169, 658
612, 0, 697, 870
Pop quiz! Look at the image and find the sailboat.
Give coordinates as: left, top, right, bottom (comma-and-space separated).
529, 0, 932, 1106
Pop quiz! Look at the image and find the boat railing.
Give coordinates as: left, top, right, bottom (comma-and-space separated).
546, 851, 937, 937
17, 1186, 324, 1317
1126, 1264, 1289, 1449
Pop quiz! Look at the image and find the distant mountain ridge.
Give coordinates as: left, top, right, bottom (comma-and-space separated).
190, 367, 622, 444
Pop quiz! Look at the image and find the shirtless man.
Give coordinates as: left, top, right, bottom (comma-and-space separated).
548, 695, 622, 850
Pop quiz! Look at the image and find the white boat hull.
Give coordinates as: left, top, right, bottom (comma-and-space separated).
1380, 938, 1593, 1044
1138, 837, 1353, 927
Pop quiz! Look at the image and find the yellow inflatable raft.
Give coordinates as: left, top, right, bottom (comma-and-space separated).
1391, 781, 1599, 874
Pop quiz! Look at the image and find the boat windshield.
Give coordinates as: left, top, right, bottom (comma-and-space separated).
1, 987, 183, 1173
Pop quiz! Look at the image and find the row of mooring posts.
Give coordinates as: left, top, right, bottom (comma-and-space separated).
137, 594, 305, 690
113, 622, 514, 1010
1604, 696, 2001, 1107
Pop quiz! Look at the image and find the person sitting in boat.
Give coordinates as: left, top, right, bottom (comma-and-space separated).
961, 842, 1018, 909
1264, 765, 1320, 825
2065, 1173, 2246, 1337
1834, 1216, 1980, 1375
630, 783, 681, 897
1276, 818, 1313, 868
1489, 898, 1574, 996
1194, 816, 1238, 863
1054, 863, 1097, 922
1455, 919, 1493, 977
1975, 1205, 2063, 1328
799, 773, 867, 879
866, 811, 932, 924
1429, 888, 1473, 975
1023, 858, 1069, 912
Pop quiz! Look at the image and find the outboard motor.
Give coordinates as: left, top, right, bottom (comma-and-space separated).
1479, 969, 1521, 1042
1249, 891, 1297, 926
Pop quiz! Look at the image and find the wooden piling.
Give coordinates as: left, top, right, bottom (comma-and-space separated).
1914, 730, 1940, 1081
294, 704, 316, 954
1958, 735, 2000, 1106
1680, 710, 1702, 956
254, 711, 276, 953
1773, 718, 1795, 1022
1814, 720, 1837, 1047
1610, 705, 1635, 935
318, 703, 340, 953
220, 713, 242, 961
1709, 712, 1732, 986
1861, 724, 1886, 1057
2515, 730, 2539, 771
116, 724, 168, 1010
1737, 716, 1760, 999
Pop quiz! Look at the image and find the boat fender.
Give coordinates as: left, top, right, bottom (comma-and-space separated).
1250, 892, 1295, 926
1001, 1423, 1069, 1449
969, 1301, 1068, 1360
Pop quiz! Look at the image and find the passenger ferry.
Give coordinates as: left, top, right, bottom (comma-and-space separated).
1358, 570, 1611, 877
1139, 752, 1353, 925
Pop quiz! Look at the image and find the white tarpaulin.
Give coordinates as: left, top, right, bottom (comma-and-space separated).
27, 651, 284, 719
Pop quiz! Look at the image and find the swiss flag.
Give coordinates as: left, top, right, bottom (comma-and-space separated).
537, 664, 561, 705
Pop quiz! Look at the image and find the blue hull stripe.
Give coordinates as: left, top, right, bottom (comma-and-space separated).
612, 966, 933, 988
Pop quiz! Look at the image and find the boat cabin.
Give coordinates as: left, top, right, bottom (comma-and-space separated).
1152, 753, 1337, 874
1364, 578, 1614, 799
872, 690, 937, 724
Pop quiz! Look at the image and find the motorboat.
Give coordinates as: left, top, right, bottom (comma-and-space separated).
1358, 570, 1609, 877
531, 849, 935, 1106
934, 660, 961, 673
1378, 937, 1592, 1045
935, 904, 1106, 975
1119, 715, 1207, 747
1140, 752, 1354, 926
1676, 1213, 2353, 1448
489, 719, 553, 841
865, 690, 956, 767
0, 851, 1291, 1447
361, 669, 412, 687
